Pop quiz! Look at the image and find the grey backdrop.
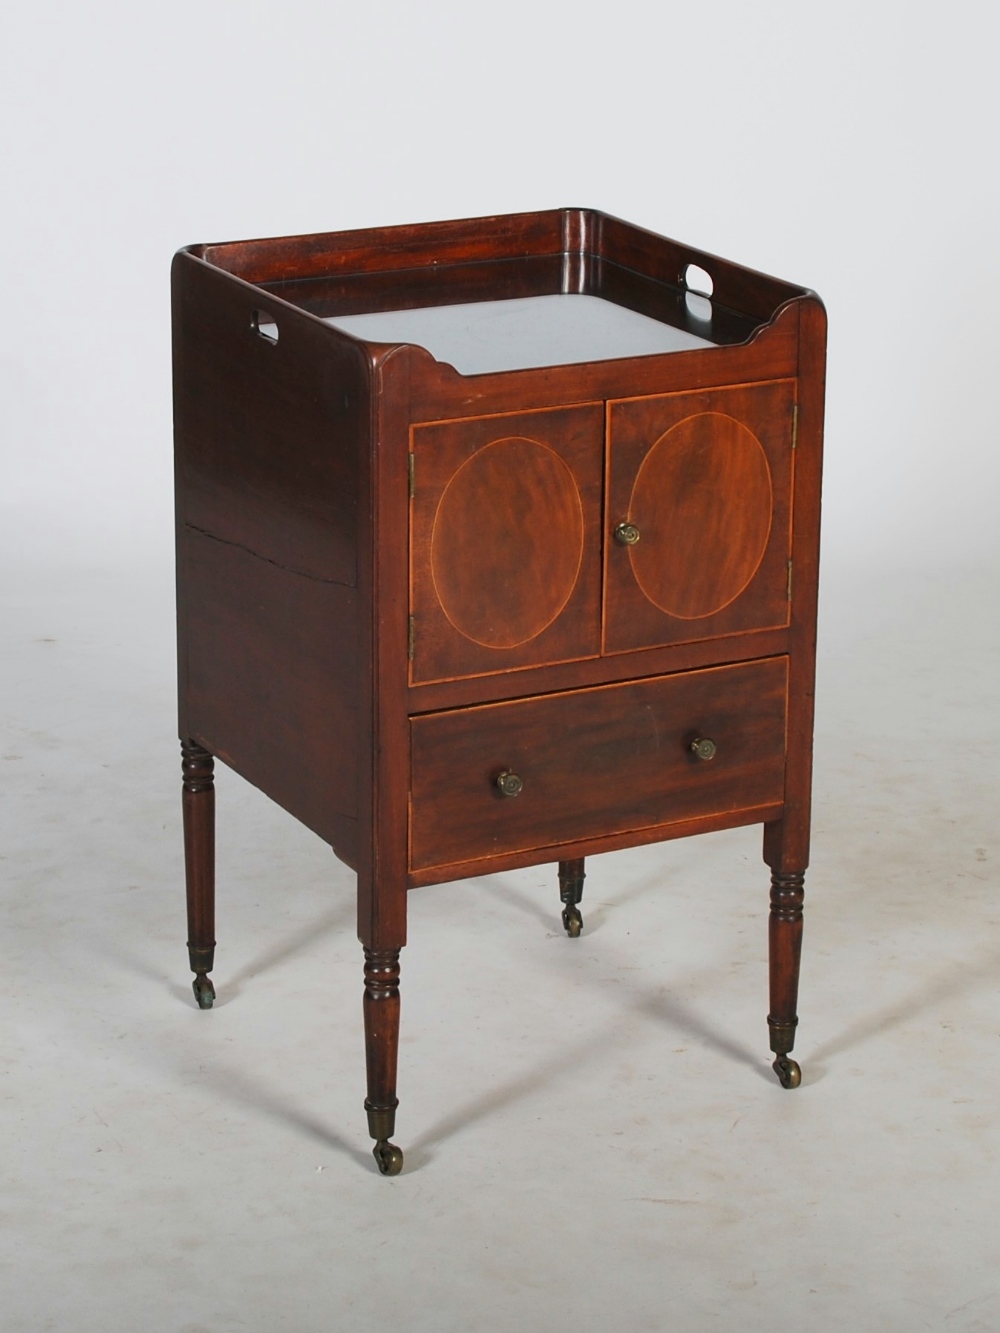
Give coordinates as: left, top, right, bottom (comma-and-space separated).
2, 0, 998, 575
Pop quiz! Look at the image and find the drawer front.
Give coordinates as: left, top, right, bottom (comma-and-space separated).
409, 403, 604, 685
604, 381, 795, 654
410, 657, 788, 872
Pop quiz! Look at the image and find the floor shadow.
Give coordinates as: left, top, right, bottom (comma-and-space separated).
104, 942, 207, 1009
809, 944, 1000, 1063
482, 876, 557, 929
224, 901, 355, 996
156, 898, 997, 1156
409, 965, 769, 1161
195, 1060, 372, 1169
409, 1019, 619, 1161
634, 988, 766, 1078
105, 900, 355, 1008
580, 864, 681, 935
539, 910, 767, 1076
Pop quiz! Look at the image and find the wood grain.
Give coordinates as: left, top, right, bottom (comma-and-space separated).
410, 404, 603, 684
604, 380, 795, 654
172, 251, 369, 586
410, 657, 788, 872
181, 528, 360, 865
430, 436, 585, 648
627, 411, 773, 619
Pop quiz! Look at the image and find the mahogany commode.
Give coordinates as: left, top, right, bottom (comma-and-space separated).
172, 208, 826, 1175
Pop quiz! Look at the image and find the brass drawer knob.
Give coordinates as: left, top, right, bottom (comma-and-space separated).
614, 521, 641, 546
689, 737, 717, 761
495, 770, 523, 798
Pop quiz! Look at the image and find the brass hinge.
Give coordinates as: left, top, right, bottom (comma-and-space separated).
408, 615, 415, 661
407, 452, 415, 499
786, 559, 794, 600
791, 404, 799, 450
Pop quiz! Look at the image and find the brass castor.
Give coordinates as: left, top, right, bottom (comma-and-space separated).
773, 1055, 801, 1089
373, 1140, 404, 1176
192, 973, 215, 1009
561, 904, 583, 938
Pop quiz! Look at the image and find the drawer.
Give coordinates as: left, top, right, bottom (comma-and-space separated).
410, 657, 788, 872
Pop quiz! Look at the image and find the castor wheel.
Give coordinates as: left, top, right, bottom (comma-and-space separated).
773, 1055, 801, 1089
561, 904, 583, 938
192, 973, 215, 1009
373, 1140, 404, 1176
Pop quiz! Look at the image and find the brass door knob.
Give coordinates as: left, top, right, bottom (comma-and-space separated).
614, 521, 641, 546
689, 737, 717, 761
496, 770, 523, 797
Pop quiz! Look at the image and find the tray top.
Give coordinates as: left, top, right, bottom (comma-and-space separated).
325, 293, 716, 376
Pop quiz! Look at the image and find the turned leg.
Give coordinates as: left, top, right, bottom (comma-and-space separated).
558, 858, 586, 937
768, 869, 805, 1088
181, 739, 216, 1010
363, 947, 403, 1175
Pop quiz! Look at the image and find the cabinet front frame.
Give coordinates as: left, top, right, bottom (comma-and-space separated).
374, 299, 820, 895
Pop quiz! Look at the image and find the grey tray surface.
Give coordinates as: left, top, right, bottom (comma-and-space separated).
326, 293, 716, 376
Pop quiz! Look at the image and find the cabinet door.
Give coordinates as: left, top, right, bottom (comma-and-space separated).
604, 381, 795, 654
410, 404, 604, 684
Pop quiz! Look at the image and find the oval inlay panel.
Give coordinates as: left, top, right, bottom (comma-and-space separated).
431, 436, 585, 649
628, 412, 773, 620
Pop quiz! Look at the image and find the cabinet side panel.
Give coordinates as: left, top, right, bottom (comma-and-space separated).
173, 253, 370, 863
180, 529, 360, 857
172, 252, 366, 586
